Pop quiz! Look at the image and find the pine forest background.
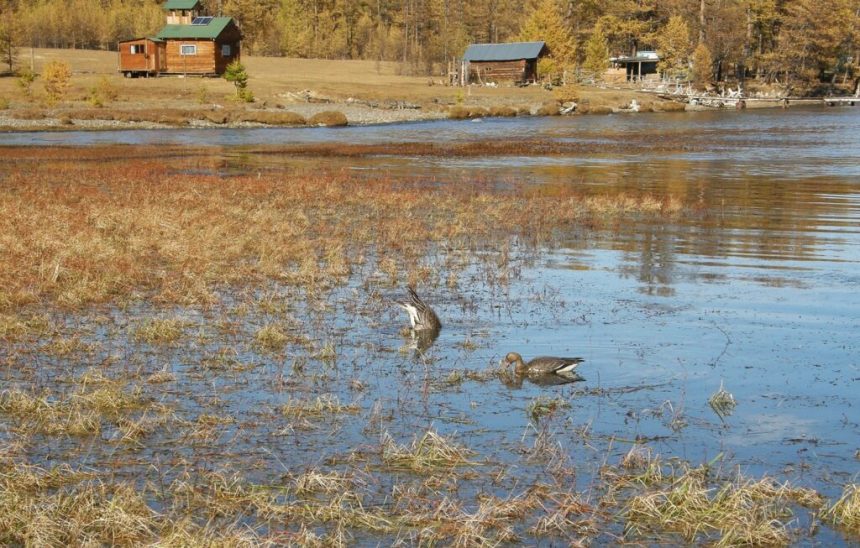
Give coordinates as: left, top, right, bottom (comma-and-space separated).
0, 0, 858, 87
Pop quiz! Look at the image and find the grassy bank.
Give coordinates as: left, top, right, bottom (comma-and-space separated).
0, 48, 681, 128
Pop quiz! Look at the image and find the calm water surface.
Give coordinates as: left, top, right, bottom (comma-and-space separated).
2, 107, 859, 543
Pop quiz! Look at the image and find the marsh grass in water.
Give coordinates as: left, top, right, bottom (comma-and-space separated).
709, 381, 737, 419
622, 463, 826, 546
527, 395, 571, 421
822, 485, 860, 536
133, 317, 187, 344
0, 145, 856, 545
0, 147, 685, 310
382, 430, 476, 473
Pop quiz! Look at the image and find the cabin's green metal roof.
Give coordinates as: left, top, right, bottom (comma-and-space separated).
156, 17, 233, 40
463, 41, 547, 62
163, 0, 201, 10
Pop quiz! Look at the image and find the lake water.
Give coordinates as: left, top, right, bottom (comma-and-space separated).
2, 107, 859, 543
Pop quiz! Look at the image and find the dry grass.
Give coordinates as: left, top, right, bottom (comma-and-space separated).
822, 484, 860, 536
0, 382, 151, 437
382, 430, 476, 473
280, 395, 361, 425
254, 323, 289, 352
447, 105, 489, 119
0, 313, 52, 340
133, 317, 187, 344
623, 465, 824, 546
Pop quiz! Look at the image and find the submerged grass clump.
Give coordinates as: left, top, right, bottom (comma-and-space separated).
709, 381, 737, 418
133, 317, 186, 344
623, 465, 823, 546
382, 430, 476, 473
822, 484, 860, 536
254, 323, 289, 351
280, 395, 360, 421
527, 395, 571, 421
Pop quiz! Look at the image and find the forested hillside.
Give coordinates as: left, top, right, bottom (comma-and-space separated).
0, 0, 857, 86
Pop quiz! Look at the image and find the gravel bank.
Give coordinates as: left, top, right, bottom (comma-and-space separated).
0, 102, 448, 132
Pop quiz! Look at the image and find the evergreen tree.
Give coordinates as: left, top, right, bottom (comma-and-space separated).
224, 59, 253, 101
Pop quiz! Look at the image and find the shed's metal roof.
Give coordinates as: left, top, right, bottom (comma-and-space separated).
163, 0, 201, 10
156, 17, 234, 40
612, 51, 660, 62
463, 41, 546, 62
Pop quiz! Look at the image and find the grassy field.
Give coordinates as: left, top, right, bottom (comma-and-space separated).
0, 48, 678, 123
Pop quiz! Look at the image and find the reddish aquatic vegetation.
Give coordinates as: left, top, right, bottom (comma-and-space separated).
0, 147, 684, 310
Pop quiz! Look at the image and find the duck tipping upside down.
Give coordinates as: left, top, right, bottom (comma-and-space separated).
396, 286, 441, 332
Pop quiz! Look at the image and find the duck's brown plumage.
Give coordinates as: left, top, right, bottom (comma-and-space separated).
396, 287, 441, 332
503, 352, 584, 376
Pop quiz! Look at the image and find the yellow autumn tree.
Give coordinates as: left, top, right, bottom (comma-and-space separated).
777, 0, 859, 86
518, 0, 577, 78
582, 26, 609, 78
655, 15, 691, 80
42, 59, 71, 106
691, 42, 713, 88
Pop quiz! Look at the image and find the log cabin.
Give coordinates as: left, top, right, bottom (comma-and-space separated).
463, 42, 548, 84
118, 0, 241, 77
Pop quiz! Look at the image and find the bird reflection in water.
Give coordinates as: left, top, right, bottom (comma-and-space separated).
500, 370, 586, 389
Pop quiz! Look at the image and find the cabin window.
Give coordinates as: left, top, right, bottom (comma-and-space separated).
130, 44, 145, 54
180, 44, 197, 56
221, 44, 231, 57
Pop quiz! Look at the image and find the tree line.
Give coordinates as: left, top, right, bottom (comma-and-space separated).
1, 0, 858, 89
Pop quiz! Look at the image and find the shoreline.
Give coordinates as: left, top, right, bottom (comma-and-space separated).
0, 95, 855, 134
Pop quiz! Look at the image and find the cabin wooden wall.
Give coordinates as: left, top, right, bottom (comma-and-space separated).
164, 39, 216, 74
214, 26, 241, 74
118, 39, 163, 74
469, 59, 528, 83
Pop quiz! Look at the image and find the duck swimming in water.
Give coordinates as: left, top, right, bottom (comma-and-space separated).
502, 352, 584, 376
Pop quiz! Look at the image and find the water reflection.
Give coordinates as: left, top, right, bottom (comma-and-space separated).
501, 372, 586, 389
3, 109, 858, 280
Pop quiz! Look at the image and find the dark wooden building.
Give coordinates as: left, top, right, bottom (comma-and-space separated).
610, 51, 660, 82
463, 41, 548, 84
118, 0, 241, 77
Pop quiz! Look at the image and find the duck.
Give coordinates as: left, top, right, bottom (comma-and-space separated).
502, 352, 584, 377
395, 286, 441, 332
